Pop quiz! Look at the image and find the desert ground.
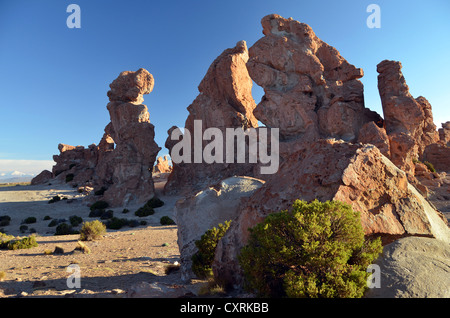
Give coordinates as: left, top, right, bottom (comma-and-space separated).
0, 174, 207, 298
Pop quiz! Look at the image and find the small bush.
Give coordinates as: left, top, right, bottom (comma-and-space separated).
424, 161, 436, 173
65, 173, 74, 183
22, 217, 37, 224
191, 221, 231, 279
122, 209, 130, 214
160, 216, 176, 225
0, 232, 15, 249
147, 197, 164, 208
100, 210, 114, 220
19, 225, 28, 233
79, 220, 106, 241
89, 209, 104, 218
135, 205, 154, 217
55, 223, 78, 236
238, 200, 383, 298
69, 215, 83, 227
43, 215, 51, 221
105, 217, 129, 230
90, 201, 109, 211
0, 215, 11, 227
6, 235, 39, 250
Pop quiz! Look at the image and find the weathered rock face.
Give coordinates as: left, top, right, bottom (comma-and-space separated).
175, 176, 264, 282
213, 140, 450, 288
423, 143, 450, 173
97, 69, 161, 206
357, 121, 391, 158
164, 41, 260, 195
247, 14, 381, 143
438, 121, 450, 146
365, 237, 450, 298
154, 156, 172, 173
377, 60, 439, 174
51, 143, 99, 185
30, 170, 53, 185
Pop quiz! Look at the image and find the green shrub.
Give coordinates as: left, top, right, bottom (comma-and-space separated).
0, 215, 11, 227
191, 221, 231, 279
22, 217, 37, 224
122, 209, 130, 214
69, 215, 83, 227
1, 233, 38, 250
19, 225, 28, 233
424, 161, 436, 173
100, 210, 114, 220
43, 215, 51, 221
48, 219, 58, 227
105, 217, 129, 230
7, 235, 39, 250
147, 197, 164, 208
135, 205, 154, 217
90, 201, 109, 211
79, 220, 106, 241
160, 216, 176, 225
238, 200, 383, 298
55, 223, 78, 236
0, 232, 15, 249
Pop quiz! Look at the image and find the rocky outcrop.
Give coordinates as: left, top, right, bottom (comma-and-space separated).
175, 176, 264, 282
97, 68, 161, 206
438, 121, 450, 146
213, 140, 450, 288
38, 68, 161, 207
365, 237, 450, 298
377, 60, 439, 174
422, 143, 450, 173
154, 156, 172, 173
164, 41, 260, 195
51, 143, 99, 185
247, 14, 381, 143
30, 170, 53, 185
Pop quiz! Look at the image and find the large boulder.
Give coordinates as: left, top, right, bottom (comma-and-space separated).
165, 41, 260, 195
365, 236, 450, 298
213, 140, 450, 288
175, 176, 264, 282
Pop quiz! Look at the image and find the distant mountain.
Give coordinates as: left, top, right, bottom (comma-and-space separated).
0, 171, 35, 183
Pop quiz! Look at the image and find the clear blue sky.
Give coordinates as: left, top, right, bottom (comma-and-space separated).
1, 0, 449, 174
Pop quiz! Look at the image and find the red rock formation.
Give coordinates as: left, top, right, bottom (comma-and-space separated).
377, 60, 439, 174
154, 156, 172, 173
98, 68, 161, 206
438, 121, 450, 146
164, 41, 260, 195
213, 140, 450, 287
30, 170, 53, 185
247, 14, 381, 143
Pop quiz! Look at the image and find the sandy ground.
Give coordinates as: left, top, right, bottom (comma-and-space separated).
0, 174, 205, 298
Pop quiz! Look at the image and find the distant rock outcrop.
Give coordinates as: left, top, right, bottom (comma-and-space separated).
35, 69, 161, 207
154, 156, 172, 173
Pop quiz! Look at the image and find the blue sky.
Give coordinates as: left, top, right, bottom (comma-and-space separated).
0, 0, 449, 174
